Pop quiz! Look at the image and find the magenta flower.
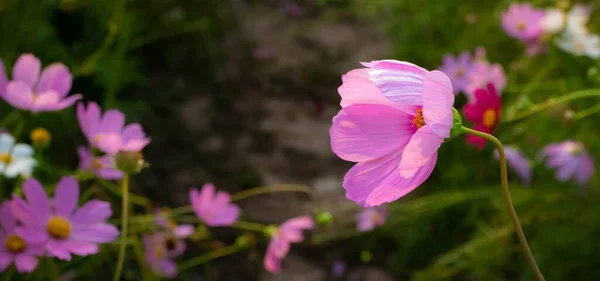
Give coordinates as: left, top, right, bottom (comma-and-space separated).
189, 183, 240, 226
0, 202, 44, 273
10, 177, 119, 260
356, 205, 387, 232
0, 54, 81, 112
330, 60, 455, 207
143, 233, 178, 278
465, 61, 506, 100
502, 3, 545, 42
77, 102, 151, 155
464, 83, 502, 149
494, 146, 532, 185
264, 216, 314, 273
153, 209, 194, 257
539, 141, 595, 185
77, 146, 123, 180
438, 51, 472, 93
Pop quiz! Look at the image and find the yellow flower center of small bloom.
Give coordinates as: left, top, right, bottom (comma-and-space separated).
412, 108, 426, 129
517, 22, 527, 31
4, 234, 26, 253
455, 67, 465, 77
92, 158, 103, 170
47, 216, 72, 239
30, 127, 51, 144
94, 134, 103, 144
0, 153, 13, 164
483, 109, 497, 128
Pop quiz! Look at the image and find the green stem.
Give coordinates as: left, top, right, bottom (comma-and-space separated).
231, 221, 268, 232
503, 89, 600, 123
0, 110, 20, 128
113, 174, 130, 281
231, 184, 314, 202
461, 127, 545, 281
127, 19, 210, 50
178, 245, 241, 273
574, 103, 600, 120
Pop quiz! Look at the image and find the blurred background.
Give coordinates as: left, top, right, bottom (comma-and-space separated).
1, 0, 600, 280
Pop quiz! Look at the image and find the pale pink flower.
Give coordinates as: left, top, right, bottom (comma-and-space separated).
264, 216, 314, 273
189, 183, 240, 226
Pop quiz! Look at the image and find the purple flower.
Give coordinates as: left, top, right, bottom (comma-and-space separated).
0, 54, 81, 112
465, 61, 506, 100
0, 202, 44, 273
539, 141, 595, 185
10, 177, 119, 260
77, 102, 151, 155
502, 3, 545, 42
77, 146, 123, 180
439, 51, 472, 93
189, 183, 240, 226
143, 233, 178, 278
264, 216, 314, 273
356, 205, 387, 232
332, 260, 346, 278
153, 209, 194, 257
494, 146, 532, 185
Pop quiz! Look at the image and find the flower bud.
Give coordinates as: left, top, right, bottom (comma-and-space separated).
115, 151, 147, 174
360, 250, 372, 263
30, 128, 51, 148
263, 225, 279, 238
315, 211, 334, 227
445, 107, 463, 142
235, 233, 256, 249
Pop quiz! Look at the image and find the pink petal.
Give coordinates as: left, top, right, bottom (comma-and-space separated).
0, 59, 7, 96
77, 146, 92, 169
121, 123, 146, 141
100, 110, 125, 133
54, 176, 80, 217
156, 259, 178, 278
174, 225, 194, 238
70, 200, 112, 225
30, 91, 61, 112
77, 102, 102, 141
97, 168, 124, 180
13, 54, 41, 88
10, 197, 37, 227
264, 250, 282, 273
62, 240, 99, 256
36, 63, 72, 97
14, 255, 38, 273
363, 60, 427, 106
15, 227, 48, 244
121, 138, 150, 152
398, 125, 443, 178
422, 71, 454, 138
330, 104, 415, 162
343, 149, 436, 207
46, 240, 72, 261
70, 223, 119, 243
22, 178, 51, 222
281, 216, 314, 233
53, 94, 82, 111
463, 103, 482, 123
4, 81, 34, 110
96, 133, 123, 155
211, 205, 239, 226
0, 202, 17, 231
0, 252, 12, 272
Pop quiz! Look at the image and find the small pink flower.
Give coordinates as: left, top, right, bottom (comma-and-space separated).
77, 146, 123, 180
10, 177, 119, 261
464, 84, 502, 149
0, 202, 44, 273
330, 60, 455, 207
356, 205, 387, 232
154, 209, 194, 257
465, 61, 506, 100
77, 102, 151, 155
264, 216, 314, 273
143, 233, 178, 278
0, 54, 81, 112
539, 141, 595, 185
189, 184, 240, 226
438, 51, 472, 93
502, 3, 545, 42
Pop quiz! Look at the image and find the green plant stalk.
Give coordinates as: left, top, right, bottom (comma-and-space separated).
178, 245, 241, 273
231, 221, 268, 232
503, 89, 600, 122
231, 184, 314, 201
461, 127, 545, 281
113, 174, 130, 281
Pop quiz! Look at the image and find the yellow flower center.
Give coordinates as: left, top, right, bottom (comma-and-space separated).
0, 153, 13, 164
30, 128, 51, 144
4, 234, 26, 253
47, 216, 72, 239
517, 22, 527, 31
483, 109, 497, 128
94, 134, 103, 144
412, 108, 426, 129
92, 158, 103, 170
455, 67, 465, 78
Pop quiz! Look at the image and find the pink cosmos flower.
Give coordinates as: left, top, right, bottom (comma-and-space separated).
153, 209, 194, 257
356, 205, 387, 232
264, 216, 314, 273
494, 146, 532, 184
77, 146, 123, 180
189, 183, 240, 226
465, 61, 506, 99
539, 141, 595, 185
77, 102, 151, 155
502, 3, 545, 42
330, 60, 455, 207
0, 202, 44, 273
143, 233, 178, 278
464, 83, 502, 149
10, 177, 119, 261
0, 54, 81, 112
438, 51, 472, 93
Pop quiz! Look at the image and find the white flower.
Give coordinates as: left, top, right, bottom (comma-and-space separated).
541, 8, 565, 34
565, 4, 592, 35
0, 134, 36, 178
556, 31, 600, 59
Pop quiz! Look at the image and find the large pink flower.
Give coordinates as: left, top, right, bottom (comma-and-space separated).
330, 60, 455, 207
0, 54, 81, 112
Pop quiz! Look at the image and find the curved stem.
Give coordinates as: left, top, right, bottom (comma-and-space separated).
503, 89, 600, 123
178, 245, 241, 273
574, 103, 600, 120
231, 221, 268, 232
231, 184, 314, 202
113, 174, 130, 281
461, 127, 545, 281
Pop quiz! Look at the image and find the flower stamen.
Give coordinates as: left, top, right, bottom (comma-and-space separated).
4, 234, 26, 253
412, 108, 426, 129
47, 216, 72, 239
0, 153, 13, 164
483, 109, 497, 128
